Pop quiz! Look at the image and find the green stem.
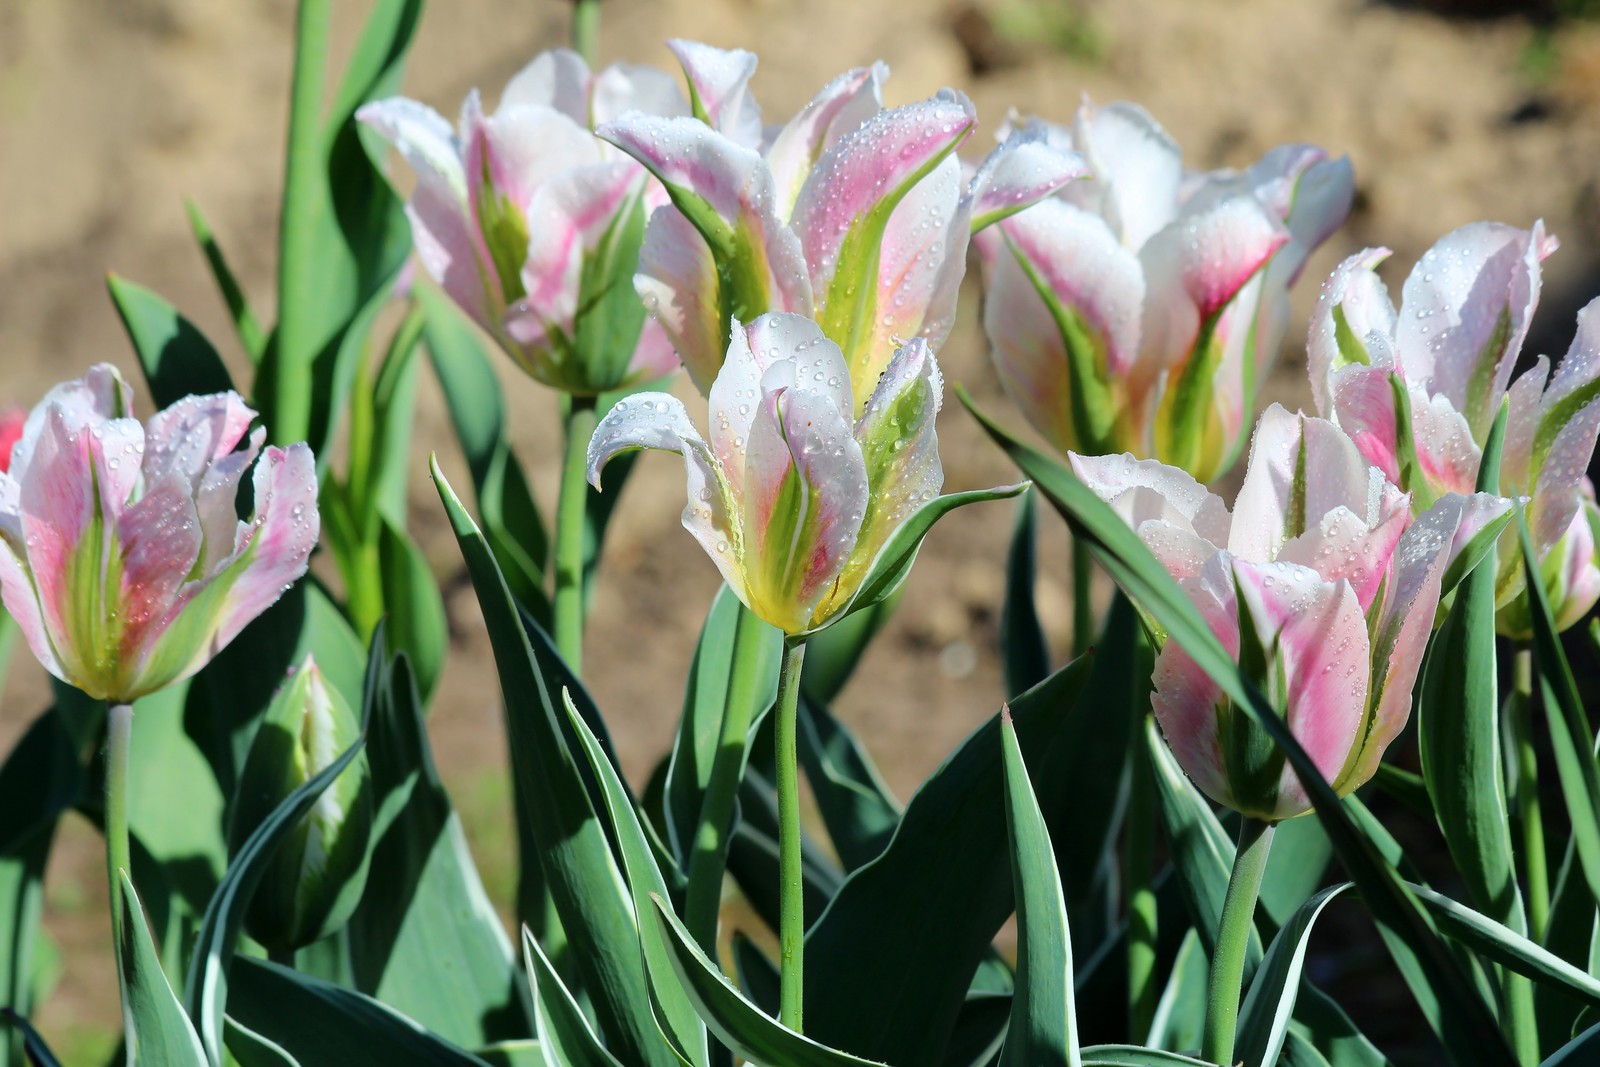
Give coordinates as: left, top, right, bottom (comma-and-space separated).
1125, 726, 1157, 1042
105, 702, 133, 940
685, 603, 771, 949
1512, 648, 1548, 941
273, 0, 331, 446
1071, 533, 1093, 657
775, 640, 809, 1032
1202, 817, 1274, 1066
553, 396, 598, 673
572, 0, 601, 68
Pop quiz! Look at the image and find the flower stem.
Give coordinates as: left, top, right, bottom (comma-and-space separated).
1511, 648, 1548, 940
554, 395, 598, 674
1125, 727, 1158, 1042
572, 0, 601, 68
1202, 817, 1274, 1066
1072, 533, 1093, 657
105, 702, 134, 939
684, 602, 771, 949
775, 639, 809, 1032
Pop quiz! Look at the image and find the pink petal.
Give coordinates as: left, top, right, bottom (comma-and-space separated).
967, 128, 1090, 232
1306, 248, 1396, 417
666, 39, 762, 147
1069, 451, 1232, 551
195, 428, 265, 575
621, 316, 682, 388
1151, 567, 1235, 808
1071, 99, 1183, 250
1277, 503, 1409, 613
1396, 221, 1553, 433
635, 207, 724, 393
1551, 498, 1600, 632
1141, 193, 1290, 326
209, 444, 320, 651
0, 532, 62, 680
766, 63, 887, 221
591, 62, 690, 128
1500, 356, 1549, 500
464, 92, 600, 222
499, 48, 592, 125
1411, 391, 1482, 499
1528, 296, 1600, 553
11, 363, 133, 483
141, 391, 258, 492
1328, 365, 1403, 485
116, 473, 203, 674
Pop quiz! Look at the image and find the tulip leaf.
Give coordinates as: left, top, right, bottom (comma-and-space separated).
1078, 1047, 1218, 1066
473, 1040, 545, 1067
999, 710, 1082, 1067
1542, 1022, 1600, 1065
646, 895, 891, 1067
107, 274, 236, 407
0, 1009, 64, 1067
1147, 928, 1207, 1051
796, 695, 900, 872
184, 735, 365, 1066
377, 518, 448, 703
224, 1017, 302, 1067
1236, 883, 1353, 1067
727, 771, 846, 928
943, 991, 1012, 1067
799, 483, 1030, 638
419, 284, 550, 624
964, 388, 1514, 1064
118, 871, 208, 1066
562, 691, 710, 1066
347, 649, 525, 1047
521, 928, 626, 1067
184, 199, 268, 364
800, 655, 1092, 1063
433, 459, 680, 1067
1002, 491, 1052, 698
1258, 815, 1334, 929
732, 934, 781, 1016
1519, 513, 1600, 921
227, 957, 491, 1066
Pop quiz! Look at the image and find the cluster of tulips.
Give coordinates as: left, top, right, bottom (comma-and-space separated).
3, 3, 1600, 1066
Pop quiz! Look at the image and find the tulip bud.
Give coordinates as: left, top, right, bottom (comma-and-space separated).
231, 655, 373, 952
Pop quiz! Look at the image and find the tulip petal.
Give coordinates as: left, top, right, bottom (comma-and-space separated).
636, 206, 726, 392
195, 428, 265, 575
11, 363, 132, 483
985, 200, 1145, 454
1526, 296, 1600, 553
1328, 365, 1403, 486
1411, 390, 1482, 499
592, 62, 690, 128
766, 63, 887, 221
1142, 193, 1290, 326
1151, 569, 1235, 806
666, 39, 762, 147
1277, 503, 1409, 613
1396, 221, 1553, 436
1306, 248, 1397, 417
498, 48, 592, 125
1071, 100, 1182, 250
1069, 451, 1232, 552
208, 444, 320, 651
116, 473, 204, 679
141, 391, 258, 493
0, 531, 62, 680
966, 128, 1090, 233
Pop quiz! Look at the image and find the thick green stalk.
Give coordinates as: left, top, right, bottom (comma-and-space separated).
1202, 818, 1274, 1065
572, 0, 601, 68
1071, 534, 1094, 657
273, 0, 331, 445
775, 640, 809, 1032
553, 396, 598, 673
684, 604, 771, 949
1511, 649, 1548, 940
1125, 728, 1157, 1042
105, 703, 133, 939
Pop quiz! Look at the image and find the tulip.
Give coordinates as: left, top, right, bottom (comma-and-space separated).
1073, 404, 1510, 821
1306, 224, 1600, 633
358, 44, 697, 394
0, 407, 24, 472
979, 99, 1354, 483
587, 313, 945, 636
0, 364, 319, 704
233, 655, 373, 952
600, 50, 1086, 404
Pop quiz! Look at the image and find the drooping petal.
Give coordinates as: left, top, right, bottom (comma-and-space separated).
498, 48, 592, 125
966, 126, 1090, 233
1306, 248, 1397, 417
1070, 99, 1183, 250
1395, 221, 1554, 436
984, 200, 1145, 454
666, 39, 763, 147
766, 63, 887, 222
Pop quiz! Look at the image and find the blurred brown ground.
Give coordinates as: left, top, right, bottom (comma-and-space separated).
3, 0, 1600, 1056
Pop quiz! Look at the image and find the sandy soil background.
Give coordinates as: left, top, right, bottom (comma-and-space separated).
4, 0, 1600, 1056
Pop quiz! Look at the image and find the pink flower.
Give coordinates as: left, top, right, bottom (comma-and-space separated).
1307, 224, 1600, 633
0, 408, 25, 473
978, 99, 1353, 482
599, 48, 1085, 405
0, 365, 319, 702
358, 46, 692, 394
1073, 405, 1510, 820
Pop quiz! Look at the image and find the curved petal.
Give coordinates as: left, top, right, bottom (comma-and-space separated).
592, 62, 690, 127
636, 206, 724, 392
766, 63, 887, 221
1279, 153, 1356, 286
1151, 567, 1235, 807
1071, 99, 1182, 250
666, 39, 762, 147
499, 48, 592, 124
11, 363, 132, 483
1411, 390, 1482, 499
0, 533, 62, 681
1277, 502, 1409, 613
115, 473, 204, 678
621, 317, 682, 388
1527, 296, 1600, 553
1328, 365, 1403, 485
208, 444, 320, 651
195, 427, 265, 575
1142, 193, 1290, 326
1069, 451, 1231, 550
1306, 248, 1397, 417
967, 127, 1089, 232
141, 391, 257, 493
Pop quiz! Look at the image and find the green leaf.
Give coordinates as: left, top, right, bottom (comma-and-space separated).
800, 657, 1093, 1063
184, 736, 365, 1066
732, 934, 781, 1016
1146, 929, 1207, 1051
796, 696, 900, 872
1079, 1047, 1219, 1066
521, 928, 626, 1067
184, 199, 268, 363
348, 649, 524, 1047
647, 896, 890, 1067
227, 956, 491, 1066
369, 304, 427, 528
1237, 883, 1353, 1067
224, 1017, 301, 1067
1418, 405, 1523, 934
965, 389, 1514, 1064
563, 691, 710, 1066
107, 274, 235, 407
473, 1041, 544, 1067
432, 459, 679, 1067
941, 992, 1011, 1067
797, 483, 1030, 637
118, 872, 208, 1066
1002, 492, 1052, 698
419, 285, 550, 622
1542, 1022, 1600, 1065
999, 710, 1081, 1067
378, 519, 449, 702
0, 1009, 63, 1067
1258, 815, 1334, 931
